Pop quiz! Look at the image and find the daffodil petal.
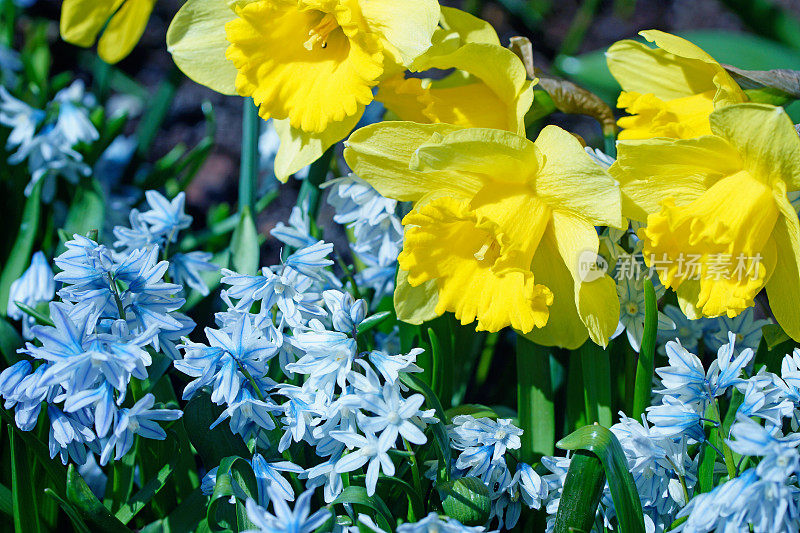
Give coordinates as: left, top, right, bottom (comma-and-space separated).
394, 269, 440, 325
551, 212, 620, 347
60, 0, 124, 48
412, 43, 532, 135
766, 191, 800, 341
98, 0, 156, 64
533, 125, 622, 228
344, 121, 479, 202
612, 135, 742, 222
357, 0, 439, 66
438, 6, 500, 46
607, 30, 744, 104
525, 228, 589, 350
167, 0, 238, 96
710, 103, 800, 190
273, 112, 362, 182
411, 127, 539, 182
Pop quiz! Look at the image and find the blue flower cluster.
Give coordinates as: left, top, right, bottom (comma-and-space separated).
174, 215, 437, 523
0, 81, 98, 198
441, 415, 547, 529
326, 173, 403, 301
0, 190, 213, 467
541, 332, 800, 532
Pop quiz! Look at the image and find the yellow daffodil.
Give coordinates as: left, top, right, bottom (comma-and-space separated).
606, 30, 746, 140
376, 7, 534, 135
167, 0, 440, 180
344, 122, 623, 349
610, 103, 800, 340
60, 0, 156, 64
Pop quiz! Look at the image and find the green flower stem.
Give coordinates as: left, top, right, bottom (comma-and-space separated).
297, 146, 335, 225
632, 278, 658, 420
708, 396, 737, 479
239, 99, 260, 215
516, 336, 555, 461
403, 438, 423, 498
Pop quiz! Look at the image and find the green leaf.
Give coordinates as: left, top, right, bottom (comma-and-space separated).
632, 278, 658, 420
0, 482, 12, 516
718, 0, 800, 51
13, 301, 53, 327
183, 394, 251, 467
516, 337, 555, 460
115, 452, 178, 524
763, 323, 792, 350
0, 317, 23, 365
1, 413, 67, 491
10, 427, 42, 533
105, 445, 136, 514
332, 486, 394, 532
557, 425, 646, 533
161, 488, 208, 533
554, 450, 605, 533
43, 488, 90, 533
64, 180, 106, 243
207, 456, 258, 532
0, 179, 41, 317
399, 373, 451, 482
66, 464, 133, 533
445, 404, 500, 420
231, 207, 260, 276
579, 342, 612, 428
357, 311, 391, 335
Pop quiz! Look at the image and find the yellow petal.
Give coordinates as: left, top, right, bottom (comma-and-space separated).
524, 228, 589, 350
551, 212, 620, 347
606, 30, 745, 105
374, 75, 434, 124
343, 121, 480, 202
766, 189, 800, 341
167, 0, 239, 95
710, 103, 800, 190
411, 43, 532, 135
410, 127, 539, 182
399, 197, 552, 333
357, 0, 439, 66
394, 269, 441, 325
98, 0, 156, 64
642, 170, 779, 317
438, 6, 500, 46
532, 125, 622, 228
612, 135, 742, 222
616, 90, 715, 140
60, 0, 123, 47
225, 0, 383, 133
273, 111, 362, 182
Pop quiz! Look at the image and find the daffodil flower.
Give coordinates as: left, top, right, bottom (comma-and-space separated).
60, 0, 157, 64
611, 103, 800, 340
376, 7, 534, 135
166, 0, 440, 180
606, 30, 746, 140
344, 123, 623, 349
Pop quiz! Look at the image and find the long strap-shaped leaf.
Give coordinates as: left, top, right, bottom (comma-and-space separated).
65, 464, 134, 533
556, 425, 645, 533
